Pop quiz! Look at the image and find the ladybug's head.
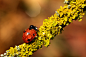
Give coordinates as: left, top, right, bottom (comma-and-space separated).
29, 25, 37, 31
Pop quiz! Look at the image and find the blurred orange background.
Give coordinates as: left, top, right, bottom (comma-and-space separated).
0, 0, 86, 57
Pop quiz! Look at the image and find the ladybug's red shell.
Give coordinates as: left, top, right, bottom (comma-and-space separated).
22, 28, 37, 43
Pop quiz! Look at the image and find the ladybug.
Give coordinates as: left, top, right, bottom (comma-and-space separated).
22, 25, 37, 43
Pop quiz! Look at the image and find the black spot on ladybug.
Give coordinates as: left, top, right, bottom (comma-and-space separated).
33, 34, 35, 36
27, 37, 36, 44
23, 31, 26, 33
27, 39, 30, 41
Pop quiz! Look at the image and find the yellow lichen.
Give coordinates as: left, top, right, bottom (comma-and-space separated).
0, 0, 86, 57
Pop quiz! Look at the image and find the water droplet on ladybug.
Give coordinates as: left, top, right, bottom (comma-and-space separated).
27, 32, 30, 35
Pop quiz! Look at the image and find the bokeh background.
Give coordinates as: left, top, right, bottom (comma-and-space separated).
0, 0, 86, 57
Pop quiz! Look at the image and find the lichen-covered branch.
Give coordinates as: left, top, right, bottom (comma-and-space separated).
0, 0, 86, 57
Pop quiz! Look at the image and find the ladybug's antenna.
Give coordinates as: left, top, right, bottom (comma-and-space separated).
29, 25, 37, 31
